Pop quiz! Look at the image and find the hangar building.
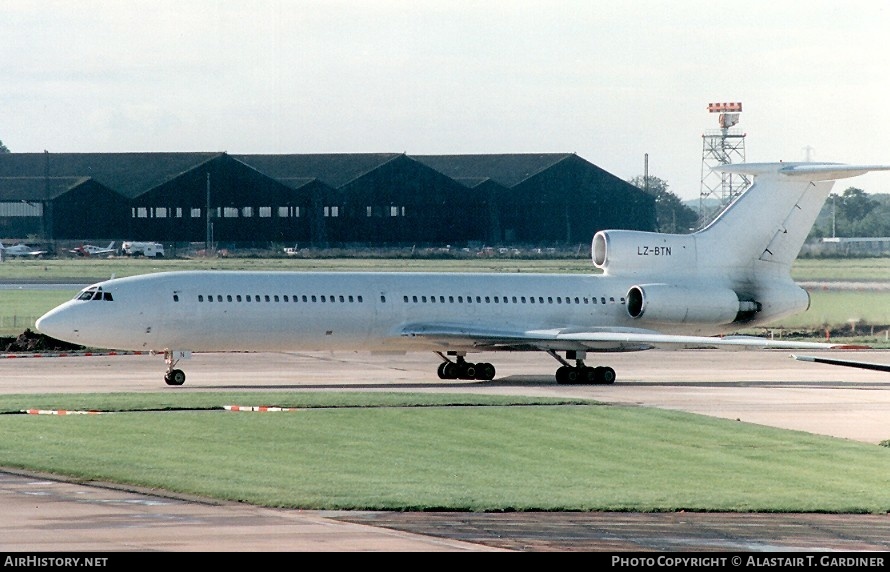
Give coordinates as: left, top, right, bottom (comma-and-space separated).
0, 151, 655, 250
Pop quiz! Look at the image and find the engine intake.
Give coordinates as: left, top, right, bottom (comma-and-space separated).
626, 283, 760, 325
592, 230, 696, 276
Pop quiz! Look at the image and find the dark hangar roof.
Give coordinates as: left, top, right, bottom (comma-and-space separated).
0, 152, 223, 198
0, 177, 92, 201
233, 154, 403, 188
412, 153, 577, 187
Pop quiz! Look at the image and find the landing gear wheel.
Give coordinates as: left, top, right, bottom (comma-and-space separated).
165, 369, 186, 386
476, 362, 496, 381
556, 366, 580, 385
460, 362, 477, 380
594, 366, 616, 385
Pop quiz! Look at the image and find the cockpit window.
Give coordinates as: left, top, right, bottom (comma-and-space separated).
76, 286, 113, 302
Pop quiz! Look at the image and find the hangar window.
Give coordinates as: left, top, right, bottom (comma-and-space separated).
134, 207, 148, 218
259, 207, 272, 217
242, 207, 253, 217
191, 208, 201, 218
278, 206, 289, 217
223, 207, 238, 218
390, 206, 405, 217
175, 207, 183, 218
324, 206, 339, 217
155, 207, 167, 218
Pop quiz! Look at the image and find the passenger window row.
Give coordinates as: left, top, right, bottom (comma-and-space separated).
401, 294, 624, 305
194, 294, 364, 303
181, 292, 624, 306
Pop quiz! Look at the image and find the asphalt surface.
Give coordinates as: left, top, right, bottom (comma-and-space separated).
2, 349, 890, 552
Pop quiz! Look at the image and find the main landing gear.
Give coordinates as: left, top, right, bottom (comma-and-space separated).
436, 352, 496, 380
434, 350, 616, 385
548, 350, 616, 385
164, 349, 186, 386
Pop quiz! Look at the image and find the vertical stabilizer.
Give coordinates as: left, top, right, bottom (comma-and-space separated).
695, 162, 890, 273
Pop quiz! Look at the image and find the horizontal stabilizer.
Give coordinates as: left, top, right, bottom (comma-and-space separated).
715, 162, 890, 181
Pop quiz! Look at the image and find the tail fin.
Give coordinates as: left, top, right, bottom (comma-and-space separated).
696, 162, 890, 272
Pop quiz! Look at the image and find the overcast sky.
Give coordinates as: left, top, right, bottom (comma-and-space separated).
3, 0, 890, 200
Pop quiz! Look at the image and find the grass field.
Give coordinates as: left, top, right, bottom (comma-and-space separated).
2, 392, 890, 513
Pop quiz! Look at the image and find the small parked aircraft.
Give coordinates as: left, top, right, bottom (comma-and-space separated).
69, 242, 116, 257
0, 242, 48, 257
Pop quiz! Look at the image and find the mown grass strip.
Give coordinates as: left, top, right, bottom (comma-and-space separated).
1, 392, 889, 513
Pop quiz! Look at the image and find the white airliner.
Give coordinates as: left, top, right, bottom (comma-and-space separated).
35, 161, 890, 386
0, 242, 48, 257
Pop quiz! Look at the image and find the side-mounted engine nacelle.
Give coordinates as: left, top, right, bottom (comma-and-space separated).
625, 283, 761, 325
592, 230, 697, 276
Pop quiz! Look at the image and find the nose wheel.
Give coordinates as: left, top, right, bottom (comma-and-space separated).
164, 349, 187, 386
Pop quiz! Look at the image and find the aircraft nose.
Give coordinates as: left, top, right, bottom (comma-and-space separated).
35, 306, 72, 340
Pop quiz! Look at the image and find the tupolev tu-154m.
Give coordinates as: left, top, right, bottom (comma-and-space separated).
35, 161, 890, 386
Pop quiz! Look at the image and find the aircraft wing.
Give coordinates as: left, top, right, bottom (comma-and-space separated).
792, 354, 890, 372
401, 323, 857, 353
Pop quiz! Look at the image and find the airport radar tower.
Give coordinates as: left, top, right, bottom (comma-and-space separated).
699, 102, 749, 227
